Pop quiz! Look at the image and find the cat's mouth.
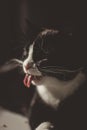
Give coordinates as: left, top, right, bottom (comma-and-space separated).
23, 74, 42, 88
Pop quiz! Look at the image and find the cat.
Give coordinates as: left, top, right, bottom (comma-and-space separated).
22, 29, 87, 130
1, 28, 87, 130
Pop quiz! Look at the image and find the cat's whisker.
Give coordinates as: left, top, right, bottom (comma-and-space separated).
0, 59, 23, 73
39, 68, 66, 74
39, 67, 83, 75
7, 59, 23, 65
39, 66, 83, 73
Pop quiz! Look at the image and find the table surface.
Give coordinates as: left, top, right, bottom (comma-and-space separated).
0, 107, 31, 130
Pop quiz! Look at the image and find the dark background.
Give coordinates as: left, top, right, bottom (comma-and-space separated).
0, 0, 73, 114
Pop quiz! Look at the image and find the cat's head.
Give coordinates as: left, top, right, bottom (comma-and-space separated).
0, 24, 86, 88
22, 29, 85, 88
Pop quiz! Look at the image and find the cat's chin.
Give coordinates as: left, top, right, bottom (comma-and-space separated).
32, 76, 43, 86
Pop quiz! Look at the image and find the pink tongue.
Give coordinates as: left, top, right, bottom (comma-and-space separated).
23, 74, 33, 88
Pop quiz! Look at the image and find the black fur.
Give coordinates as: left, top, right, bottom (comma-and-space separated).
28, 80, 87, 130
22, 25, 87, 130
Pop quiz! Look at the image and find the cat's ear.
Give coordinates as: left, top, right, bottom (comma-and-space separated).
0, 59, 23, 73
25, 19, 43, 41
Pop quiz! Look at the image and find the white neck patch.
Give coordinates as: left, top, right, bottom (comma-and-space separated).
36, 72, 86, 109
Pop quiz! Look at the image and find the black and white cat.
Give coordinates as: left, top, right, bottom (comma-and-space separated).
22, 29, 87, 130
1, 28, 87, 130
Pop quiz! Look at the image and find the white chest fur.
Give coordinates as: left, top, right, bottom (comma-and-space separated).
36, 72, 86, 109
37, 85, 60, 108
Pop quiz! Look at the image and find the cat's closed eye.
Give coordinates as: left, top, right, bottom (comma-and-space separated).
36, 59, 48, 67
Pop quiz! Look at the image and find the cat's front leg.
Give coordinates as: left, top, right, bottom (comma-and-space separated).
35, 122, 54, 130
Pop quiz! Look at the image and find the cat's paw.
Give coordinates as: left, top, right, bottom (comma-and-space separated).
35, 122, 54, 130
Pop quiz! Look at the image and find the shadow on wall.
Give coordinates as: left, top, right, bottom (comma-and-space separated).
0, 0, 72, 114
0, 0, 34, 114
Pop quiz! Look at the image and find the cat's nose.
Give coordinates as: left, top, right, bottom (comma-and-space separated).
25, 63, 30, 70
25, 62, 33, 71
